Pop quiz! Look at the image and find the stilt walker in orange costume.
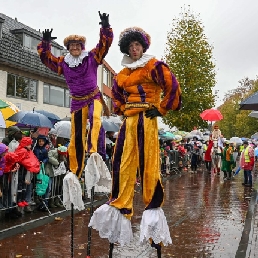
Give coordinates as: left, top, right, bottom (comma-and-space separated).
89, 27, 182, 257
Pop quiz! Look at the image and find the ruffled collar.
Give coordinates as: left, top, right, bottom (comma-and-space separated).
64, 50, 88, 67
121, 53, 155, 70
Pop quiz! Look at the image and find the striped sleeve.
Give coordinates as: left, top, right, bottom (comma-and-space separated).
111, 76, 126, 115
92, 27, 113, 65
37, 41, 64, 75
151, 61, 182, 115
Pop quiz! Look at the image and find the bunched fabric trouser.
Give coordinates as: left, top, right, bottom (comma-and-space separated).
68, 99, 105, 178
109, 112, 164, 219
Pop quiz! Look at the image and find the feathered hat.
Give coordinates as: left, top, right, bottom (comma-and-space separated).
118, 27, 151, 55
63, 35, 86, 50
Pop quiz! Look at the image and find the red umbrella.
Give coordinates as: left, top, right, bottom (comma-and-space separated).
200, 109, 223, 121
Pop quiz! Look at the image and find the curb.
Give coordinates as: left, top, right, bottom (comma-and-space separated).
235, 189, 258, 258
0, 198, 107, 241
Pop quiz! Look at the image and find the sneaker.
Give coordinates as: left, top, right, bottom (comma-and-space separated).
242, 183, 247, 186
24, 206, 33, 213
17, 202, 25, 207
245, 184, 252, 187
22, 201, 29, 206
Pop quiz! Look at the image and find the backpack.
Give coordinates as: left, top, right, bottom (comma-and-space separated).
36, 164, 49, 196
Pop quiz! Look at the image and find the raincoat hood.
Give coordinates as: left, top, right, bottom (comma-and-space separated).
36, 135, 49, 146
19, 137, 33, 148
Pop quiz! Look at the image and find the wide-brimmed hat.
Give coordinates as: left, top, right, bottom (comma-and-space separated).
63, 35, 86, 50
118, 27, 151, 55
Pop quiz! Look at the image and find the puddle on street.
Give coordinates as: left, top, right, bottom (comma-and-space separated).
0, 170, 253, 258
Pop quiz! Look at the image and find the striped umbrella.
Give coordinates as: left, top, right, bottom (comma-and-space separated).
0, 99, 20, 128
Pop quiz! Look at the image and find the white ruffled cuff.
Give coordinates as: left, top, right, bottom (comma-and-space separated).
89, 204, 133, 246
140, 207, 172, 246
63, 172, 85, 211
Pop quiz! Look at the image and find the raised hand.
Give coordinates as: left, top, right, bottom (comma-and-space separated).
98, 11, 110, 28
42, 29, 57, 42
145, 106, 162, 119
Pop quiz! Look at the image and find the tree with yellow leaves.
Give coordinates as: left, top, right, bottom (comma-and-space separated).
217, 78, 258, 138
162, 7, 216, 131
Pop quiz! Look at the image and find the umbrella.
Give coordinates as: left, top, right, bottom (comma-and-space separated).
0, 100, 20, 128
200, 109, 223, 121
61, 116, 71, 121
159, 131, 175, 140
34, 110, 61, 123
251, 132, 258, 139
101, 117, 121, 132
7, 111, 53, 128
0, 99, 9, 109
229, 137, 243, 145
102, 120, 120, 132
54, 121, 71, 139
239, 91, 258, 110
184, 133, 202, 140
105, 115, 123, 126
248, 111, 258, 119
174, 134, 183, 142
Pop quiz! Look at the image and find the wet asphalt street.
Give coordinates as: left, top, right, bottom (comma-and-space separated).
0, 168, 257, 258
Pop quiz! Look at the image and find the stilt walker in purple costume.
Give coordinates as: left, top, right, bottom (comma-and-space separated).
89, 27, 182, 256
37, 12, 113, 181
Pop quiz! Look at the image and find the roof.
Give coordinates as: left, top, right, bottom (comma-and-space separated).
0, 13, 65, 82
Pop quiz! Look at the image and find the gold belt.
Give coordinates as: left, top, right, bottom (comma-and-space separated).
125, 102, 151, 110
70, 88, 99, 101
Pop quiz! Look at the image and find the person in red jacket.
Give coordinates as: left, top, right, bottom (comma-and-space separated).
15, 137, 40, 207
204, 140, 213, 174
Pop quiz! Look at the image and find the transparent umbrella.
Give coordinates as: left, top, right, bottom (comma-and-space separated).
54, 121, 71, 139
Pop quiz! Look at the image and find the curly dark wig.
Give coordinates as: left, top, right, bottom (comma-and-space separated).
119, 31, 149, 55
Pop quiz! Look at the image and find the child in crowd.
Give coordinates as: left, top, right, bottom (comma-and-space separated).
45, 145, 68, 208
33, 135, 49, 211
15, 137, 40, 208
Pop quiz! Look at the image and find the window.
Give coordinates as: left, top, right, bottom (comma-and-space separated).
64, 89, 70, 108
51, 46, 61, 57
43, 84, 50, 104
23, 34, 40, 53
31, 37, 39, 52
7, 74, 37, 101
24, 34, 31, 49
103, 67, 109, 86
43, 83, 70, 108
50, 85, 64, 106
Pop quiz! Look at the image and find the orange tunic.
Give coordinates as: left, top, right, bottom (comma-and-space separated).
112, 58, 181, 117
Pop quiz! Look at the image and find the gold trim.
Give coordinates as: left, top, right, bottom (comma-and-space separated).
70, 88, 99, 101
125, 102, 151, 110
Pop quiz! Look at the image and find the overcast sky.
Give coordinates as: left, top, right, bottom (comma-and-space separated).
1, 0, 258, 106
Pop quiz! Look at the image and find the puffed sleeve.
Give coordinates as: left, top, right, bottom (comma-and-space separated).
91, 27, 113, 65
37, 40, 64, 75
151, 61, 182, 115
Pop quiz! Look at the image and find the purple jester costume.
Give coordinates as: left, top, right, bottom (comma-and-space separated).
37, 16, 113, 180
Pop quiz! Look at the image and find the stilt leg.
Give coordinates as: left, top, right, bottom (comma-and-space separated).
157, 247, 161, 258
87, 187, 95, 258
109, 243, 114, 258
71, 203, 74, 258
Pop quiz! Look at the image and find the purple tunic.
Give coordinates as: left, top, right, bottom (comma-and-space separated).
37, 27, 113, 112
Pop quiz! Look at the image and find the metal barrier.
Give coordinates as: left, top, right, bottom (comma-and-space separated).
0, 167, 66, 216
